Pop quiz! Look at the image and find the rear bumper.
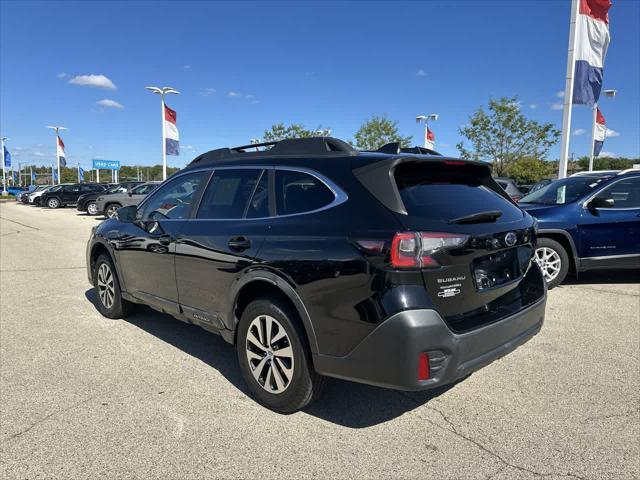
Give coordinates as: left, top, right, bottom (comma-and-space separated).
313, 295, 546, 391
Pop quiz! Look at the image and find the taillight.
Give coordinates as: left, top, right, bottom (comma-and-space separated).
391, 232, 469, 269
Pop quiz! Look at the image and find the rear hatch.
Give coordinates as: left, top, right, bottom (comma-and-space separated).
356, 157, 539, 323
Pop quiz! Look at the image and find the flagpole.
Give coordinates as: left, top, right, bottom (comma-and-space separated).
1, 137, 7, 195
47, 126, 66, 185
588, 104, 598, 171
558, 0, 580, 179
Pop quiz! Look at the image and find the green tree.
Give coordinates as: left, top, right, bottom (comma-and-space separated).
457, 97, 560, 176
263, 123, 329, 142
576, 156, 637, 171
505, 156, 555, 185
352, 115, 412, 151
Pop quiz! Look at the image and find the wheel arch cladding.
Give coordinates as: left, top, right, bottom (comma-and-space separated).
232, 278, 319, 354
538, 230, 577, 273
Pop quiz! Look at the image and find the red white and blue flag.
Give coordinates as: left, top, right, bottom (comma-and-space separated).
164, 104, 180, 156
573, 0, 612, 105
593, 108, 606, 156
425, 128, 435, 150
57, 135, 67, 167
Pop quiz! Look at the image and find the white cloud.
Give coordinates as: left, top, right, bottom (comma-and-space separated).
183, 64, 191, 69
183, 145, 196, 150
556, 91, 565, 98
573, 128, 586, 136
69, 74, 117, 90
245, 94, 255, 100
416, 69, 427, 77
599, 151, 617, 158
605, 128, 620, 137
57, 72, 68, 79
529, 104, 538, 110
200, 87, 216, 96
96, 99, 124, 109
228, 91, 240, 97
551, 102, 564, 110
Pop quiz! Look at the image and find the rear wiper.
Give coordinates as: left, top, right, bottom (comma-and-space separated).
448, 210, 503, 224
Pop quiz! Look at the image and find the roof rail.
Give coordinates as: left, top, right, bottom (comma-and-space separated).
190, 136, 357, 165
375, 142, 442, 156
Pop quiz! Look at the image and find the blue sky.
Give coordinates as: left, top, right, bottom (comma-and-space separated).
1, 0, 639, 170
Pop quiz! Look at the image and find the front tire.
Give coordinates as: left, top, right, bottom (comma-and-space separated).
87, 202, 98, 215
535, 238, 569, 289
47, 197, 60, 209
236, 297, 325, 413
93, 254, 135, 319
105, 203, 121, 219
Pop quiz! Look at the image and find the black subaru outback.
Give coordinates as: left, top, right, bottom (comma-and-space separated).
86, 137, 546, 412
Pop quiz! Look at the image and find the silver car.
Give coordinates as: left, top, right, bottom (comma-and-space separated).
96, 182, 160, 218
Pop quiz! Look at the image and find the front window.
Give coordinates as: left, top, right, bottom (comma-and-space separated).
594, 177, 640, 209
520, 177, 609, 205
140, 171, 208, 220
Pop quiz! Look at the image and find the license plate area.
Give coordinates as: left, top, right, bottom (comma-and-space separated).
472, 246, 532, 290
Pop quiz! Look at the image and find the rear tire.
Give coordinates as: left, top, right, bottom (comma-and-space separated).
236, 296, 326, 413
87, 202, 98, 215
535, 238, 569, 289
47, 197, 60, 209
105, 203, 121, 219
93, 254, 135, 319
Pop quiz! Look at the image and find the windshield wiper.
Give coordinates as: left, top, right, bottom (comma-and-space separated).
448, 210, 503, 224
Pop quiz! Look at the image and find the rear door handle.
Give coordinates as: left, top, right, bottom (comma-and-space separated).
228, 236, 251, 251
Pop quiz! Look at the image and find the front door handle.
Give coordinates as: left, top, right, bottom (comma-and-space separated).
228, 236, 251, 251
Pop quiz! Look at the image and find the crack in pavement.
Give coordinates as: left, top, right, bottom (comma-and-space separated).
576, 286, 640, 298
395, 391, 590, 480
0, 216, 40, 231
580, 404, 640, 424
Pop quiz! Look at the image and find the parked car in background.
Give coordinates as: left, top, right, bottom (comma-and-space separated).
5, 186, 28, 197
19, 185, 46, 203
29, 184, 65, 205
571, 170, 620, 177
86, 137, 546, 412
95, 181, 160, 218
495, 177, 524, 202
520, 171, 640, 288
41, 183, 106, 209
77, 182, 143, 215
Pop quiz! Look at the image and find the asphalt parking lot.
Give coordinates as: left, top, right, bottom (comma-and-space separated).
1, 201, 638, 480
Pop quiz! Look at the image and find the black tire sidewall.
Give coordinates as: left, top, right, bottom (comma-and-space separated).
93, 254, 129, 319
536, 237, 569, 289
236, 298, 315, 413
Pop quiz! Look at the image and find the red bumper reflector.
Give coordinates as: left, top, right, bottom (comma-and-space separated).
418, 352, 431, 380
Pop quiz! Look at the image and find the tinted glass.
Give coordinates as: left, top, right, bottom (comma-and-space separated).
141, 171, 207, 220
596, 177, 640, 208
131, 183, 156, 195
197, 169, 263, 219
275, 170, 335, 215
521, 176, 608, 205
246, 170, 269, 218
395, 163, 522, 222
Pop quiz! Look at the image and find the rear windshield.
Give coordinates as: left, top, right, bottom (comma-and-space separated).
394, 163, 523, 223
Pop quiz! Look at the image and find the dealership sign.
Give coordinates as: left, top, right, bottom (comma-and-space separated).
92, 159, 120, 170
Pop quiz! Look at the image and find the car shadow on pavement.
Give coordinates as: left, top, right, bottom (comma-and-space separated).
565, 269, 639, 285
85, 288, 455, 428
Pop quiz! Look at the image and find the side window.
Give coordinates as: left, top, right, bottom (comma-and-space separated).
140, 171, 208, 220
132, 184, 153, 195
275, 170, 335, 215
597, 177, 640, 209
246, 171, 269, 218
196, 169, 263, 219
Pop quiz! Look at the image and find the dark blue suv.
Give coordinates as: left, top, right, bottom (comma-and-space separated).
520, 171, 640, 288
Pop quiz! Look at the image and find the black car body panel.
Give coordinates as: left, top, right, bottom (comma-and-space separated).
87, 137, 546, 390
42, 183, 106, 207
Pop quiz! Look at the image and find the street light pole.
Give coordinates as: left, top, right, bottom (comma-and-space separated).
145, 86, 180, 181
1, 137, 8, 195
589, 89, 616, 171
46, 125, 67, 185
416, 114, 439, 149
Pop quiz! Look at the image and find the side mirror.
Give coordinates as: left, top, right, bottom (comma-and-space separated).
115, 205, 137, 223
588, 197, 614, 210
127, 191, 133, 197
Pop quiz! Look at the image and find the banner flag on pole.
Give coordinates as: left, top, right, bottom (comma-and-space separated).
31, 170, 36, 183
78, 167, 85, 182
12, 170, 18, 183
425, 128, 435, 150
572, 0, 612, 105
3, 145, 11, 167
164, 104, 180, 156
57, 135, 67, 167
53, 168, 58, 182
593, 108, 606, 157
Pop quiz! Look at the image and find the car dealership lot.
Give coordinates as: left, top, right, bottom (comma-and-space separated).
1, 202, 638, 479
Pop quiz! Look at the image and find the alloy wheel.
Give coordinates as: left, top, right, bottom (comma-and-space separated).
106, 205, 119, 218
535, 247, 562, 283
87, 203, 98, 215
97, 263, 115, 309
48, 198, 59, 208
245, 315, 295, 394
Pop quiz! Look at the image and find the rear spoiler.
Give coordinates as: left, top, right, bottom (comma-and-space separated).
352, 156, 512, 215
